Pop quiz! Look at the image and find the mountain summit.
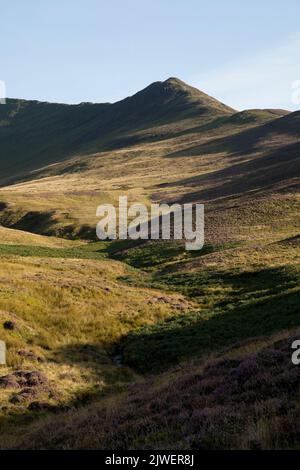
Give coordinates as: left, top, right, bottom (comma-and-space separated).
120, 77, 235, 117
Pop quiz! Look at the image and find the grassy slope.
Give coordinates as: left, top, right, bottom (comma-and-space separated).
0, 192, 299, 448
0, 78, 238, 238
11, 328, 300, 450
110, 194, 300, 372
0, 78, 233, 185
0, 232, 193, 438
1, 108, 298, 238
0, 79, 299, 449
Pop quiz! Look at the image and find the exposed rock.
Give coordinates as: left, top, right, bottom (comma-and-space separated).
0, 375, 20, 389
10, 388, 39, 404
3, 320, 16, 330
28, 401, 54, 412
18, 350, 44, 363
0, 370, 49, 390
24, 371, 48, 387
9, 394, 26, 404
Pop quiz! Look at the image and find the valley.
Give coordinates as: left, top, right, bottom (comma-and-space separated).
0, 78, 299, 449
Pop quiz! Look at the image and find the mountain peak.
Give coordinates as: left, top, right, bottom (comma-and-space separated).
162, 77, 198, 95
163, 77, 185, 86
124, 77, 235, 117
160, 77, 202, 95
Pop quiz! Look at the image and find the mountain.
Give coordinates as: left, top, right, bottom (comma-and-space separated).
0, 78, 299, 451
0, 78, 234, 185
115, 77, 235, 118
0, 77, 298, 239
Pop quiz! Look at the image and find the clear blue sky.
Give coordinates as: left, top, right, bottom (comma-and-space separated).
1, 0, 300, 110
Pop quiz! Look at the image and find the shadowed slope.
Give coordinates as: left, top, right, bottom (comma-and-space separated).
7, 331, 300, 450
160, 111, 300, 202
168, 110, 300, 158
0, 78, 298, 239
0, 78, 234, 186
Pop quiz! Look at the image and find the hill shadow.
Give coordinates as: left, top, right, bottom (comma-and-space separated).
166, 111, 300, 158
122, 288, 300, 373
157, 140, 300, 202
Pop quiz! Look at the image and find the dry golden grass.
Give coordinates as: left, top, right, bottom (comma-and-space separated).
0, 226, 80, 247
1, 109, 298, 240
0, 88, 298, 448
0, 241, 193, 416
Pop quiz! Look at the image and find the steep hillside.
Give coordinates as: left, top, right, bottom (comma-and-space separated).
0, 78, 299, 450
0, 195, 299, 449
10, 329, 300, 450
156, 110, 300, 203
0, 80, 297, 239
0, 78, 234, 186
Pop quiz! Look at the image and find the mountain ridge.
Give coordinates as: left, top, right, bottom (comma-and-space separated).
0, 77, 298, 242
4, 77, 234, 108
0, 77, 294, 189
0, 77, 237, 183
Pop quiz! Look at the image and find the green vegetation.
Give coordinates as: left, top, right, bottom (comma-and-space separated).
0, 242, 105, 260
0, 78, 234, 186
122, 266, 300, 372
0, 78, 299, 449
101, 233, 300, 372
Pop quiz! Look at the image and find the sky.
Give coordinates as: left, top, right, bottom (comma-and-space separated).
1, 0, 300, 110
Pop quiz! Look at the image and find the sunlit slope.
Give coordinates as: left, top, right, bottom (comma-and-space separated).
0, 218, 299, 449
0, 229, 193, 425
0, 88, 297, 239
9, 327, 300, 450
0, 78, 234, 186
0, 226, 80, 247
